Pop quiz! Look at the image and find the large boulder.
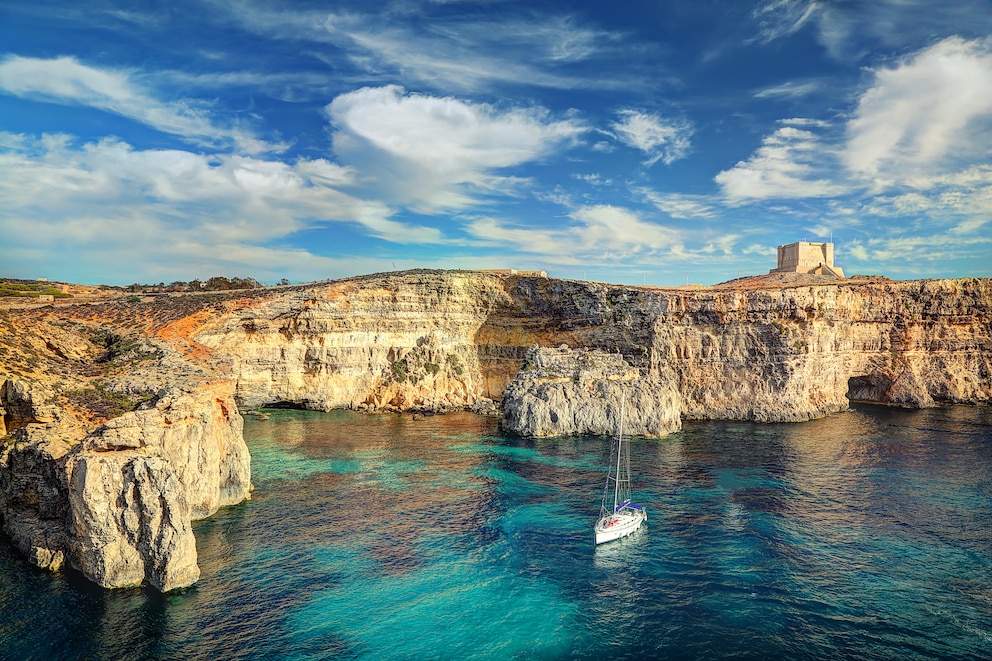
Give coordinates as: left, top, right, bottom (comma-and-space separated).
501, 346, 682, 438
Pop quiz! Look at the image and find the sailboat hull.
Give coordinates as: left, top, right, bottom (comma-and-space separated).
594, 509, 645, 545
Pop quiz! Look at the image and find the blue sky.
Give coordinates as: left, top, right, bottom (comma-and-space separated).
2, 1, 991, 287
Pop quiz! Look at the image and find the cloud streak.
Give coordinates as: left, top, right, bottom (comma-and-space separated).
715, 121, 847, 201
715, 35, 992, 234
217, 2, 646, 94
0, 55, 281, 153
844, 37, 992, 184
0, 132, 445, 282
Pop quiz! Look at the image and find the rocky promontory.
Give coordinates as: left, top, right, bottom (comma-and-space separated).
2, 269, 990, 589
0, 311, 250, 591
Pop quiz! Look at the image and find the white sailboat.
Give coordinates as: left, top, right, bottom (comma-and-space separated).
594, 393, 646, 545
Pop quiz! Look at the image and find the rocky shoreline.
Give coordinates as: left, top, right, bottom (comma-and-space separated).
2, 270, 990, 590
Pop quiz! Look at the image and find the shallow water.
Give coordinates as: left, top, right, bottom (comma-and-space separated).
2, 405, 991, 660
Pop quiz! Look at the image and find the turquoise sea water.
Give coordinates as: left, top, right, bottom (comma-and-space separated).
1, 405, 991, 660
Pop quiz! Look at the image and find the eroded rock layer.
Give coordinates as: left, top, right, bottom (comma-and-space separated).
1, 313, 250, 592
192, 272, 991, 430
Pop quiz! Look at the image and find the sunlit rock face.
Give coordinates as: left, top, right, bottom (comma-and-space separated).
194, 271, 520, 413
652, 278, 992, 422
0, 378, 249, 592
197, 272, 991, 433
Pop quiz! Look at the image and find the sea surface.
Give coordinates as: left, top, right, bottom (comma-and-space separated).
1, 405, 991, 660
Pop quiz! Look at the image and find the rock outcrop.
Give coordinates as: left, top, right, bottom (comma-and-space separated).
193, 272, 514, 413
0, 311, 250, 592
192, 272, 990, 434
501, 346, 681, 438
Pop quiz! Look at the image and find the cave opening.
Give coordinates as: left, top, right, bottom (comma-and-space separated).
845, 374, 891, 404
259, 401, 308, 410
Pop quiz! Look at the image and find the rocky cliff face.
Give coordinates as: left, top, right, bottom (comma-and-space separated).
191, 271, 990, 433
0, 312, 250, 592
2, 270, 990, 589
651, 277, 992, 421
193, 271, 516, 412
62, 383, 247, 591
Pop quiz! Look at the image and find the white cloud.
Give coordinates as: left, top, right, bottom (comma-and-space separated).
0, 55, 281, 153
326, 85, 585, 212
715, 37, 992, 244
844, 37, 992, 184
715, 122, 847, 201
573, 173, 612, 186
751, 0, 821, 44
636, 189, 718, 219
609, 109, 692, 166
816, 1, 992, 61
569, 205, 682, 249
466, 217, 565, 257
466, 204, 683, 268
0, 133, 450, 282
219, 3, 640, 94
845, 232, 992, 272
754, 80, 821, 99
751, 0, 992, 62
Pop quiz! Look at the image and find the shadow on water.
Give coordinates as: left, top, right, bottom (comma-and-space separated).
1, 405, 990, 659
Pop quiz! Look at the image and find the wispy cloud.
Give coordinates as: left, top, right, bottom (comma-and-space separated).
465, 203, 685, 268
635, 189, 719, 219
0, 55, 282, 153
751, 0, 821, 44
753, 80, 821, 99
752, 0, 992, 61
844, 37, 992, 185
325, 85, 585, 212
218, 2, 645, 94
846, 231, 992, 274
714, 121, 847, 201
0, 132, 446, 281
609, 109, 693, 166
716, 35, 992, 238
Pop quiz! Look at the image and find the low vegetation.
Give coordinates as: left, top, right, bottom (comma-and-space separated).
119, 276, 263, 293
0, 280, 71, 298
64, 381, 157, 420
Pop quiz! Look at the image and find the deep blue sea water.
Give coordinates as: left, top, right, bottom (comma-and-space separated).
1, 405, 991, 660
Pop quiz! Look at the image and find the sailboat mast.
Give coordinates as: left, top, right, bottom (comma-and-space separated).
613, 392, 625, 511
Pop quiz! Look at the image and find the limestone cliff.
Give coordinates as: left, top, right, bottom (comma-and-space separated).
0, 312, 250, 591
193, 271, 515, 412
1, 270, 990, 590
63, 383, 247, 591
190, 271, 989, 432
500, 346, 681, 438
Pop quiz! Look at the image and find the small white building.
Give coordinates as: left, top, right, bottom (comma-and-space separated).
770, 241, 844, 278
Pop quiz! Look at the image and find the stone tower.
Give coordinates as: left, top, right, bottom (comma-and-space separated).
770, 241, 844, 278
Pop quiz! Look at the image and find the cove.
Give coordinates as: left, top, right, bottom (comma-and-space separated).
2, 405, 991, 660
